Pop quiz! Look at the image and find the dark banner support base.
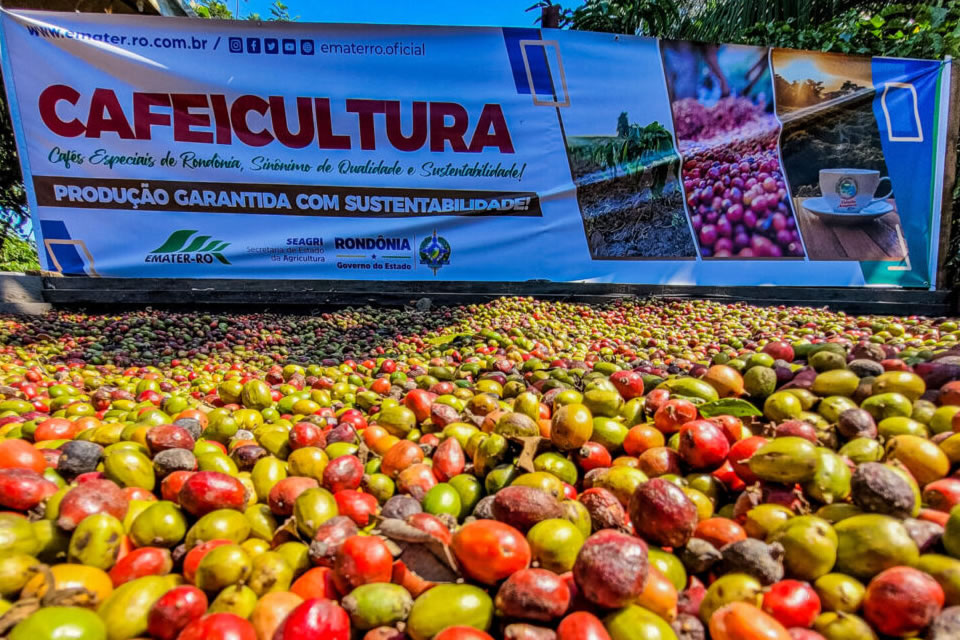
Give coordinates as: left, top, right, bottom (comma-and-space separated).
39, 277, 957, 316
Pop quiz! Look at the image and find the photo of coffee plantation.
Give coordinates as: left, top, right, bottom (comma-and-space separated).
566, 115, 696, 259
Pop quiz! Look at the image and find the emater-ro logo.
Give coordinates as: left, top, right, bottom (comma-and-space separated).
147, 230, 231, 264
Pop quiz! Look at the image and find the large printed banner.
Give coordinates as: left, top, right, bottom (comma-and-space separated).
0, 10, 951, 287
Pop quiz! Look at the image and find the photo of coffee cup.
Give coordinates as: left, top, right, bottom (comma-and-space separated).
819, 168, 893, 212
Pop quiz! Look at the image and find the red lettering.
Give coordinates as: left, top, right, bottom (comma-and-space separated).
34, 86, 514, 153
38, 85, 84, 137
133, 93, 171, 140
429, 102, 469, 153
172, 95, 212, 143
385, 101, 427, 152
345, 99, 386, 150
86, 88, 134, 139
269, 96, 314, 149
209, 95, 231, 145
314, 98, 350, 150
230, 95, 273, 147
468, 104, 514, 153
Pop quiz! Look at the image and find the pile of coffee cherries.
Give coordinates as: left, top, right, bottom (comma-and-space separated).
0, 298, 954, 640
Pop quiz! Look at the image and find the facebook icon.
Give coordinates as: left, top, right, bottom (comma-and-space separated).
246, 38, 261, 53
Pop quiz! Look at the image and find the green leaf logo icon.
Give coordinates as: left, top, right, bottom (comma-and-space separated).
150, 230, 231, 265
151, 230, 198, 254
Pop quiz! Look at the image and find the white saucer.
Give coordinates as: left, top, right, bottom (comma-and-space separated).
802, 197, 894, 225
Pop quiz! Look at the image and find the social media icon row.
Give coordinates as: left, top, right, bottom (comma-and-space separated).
228, 37, 313, 55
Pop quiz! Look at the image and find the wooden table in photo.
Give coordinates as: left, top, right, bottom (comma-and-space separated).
793, 197, 907, 262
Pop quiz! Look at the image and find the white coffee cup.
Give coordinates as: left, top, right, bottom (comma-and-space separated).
819, 168, 893, 212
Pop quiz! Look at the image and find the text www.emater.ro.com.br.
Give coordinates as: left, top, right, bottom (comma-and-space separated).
24, 23, 426, 57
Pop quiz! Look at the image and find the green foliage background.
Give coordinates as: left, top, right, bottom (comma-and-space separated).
0, 235, 39, 272
193, 0, 296, 21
